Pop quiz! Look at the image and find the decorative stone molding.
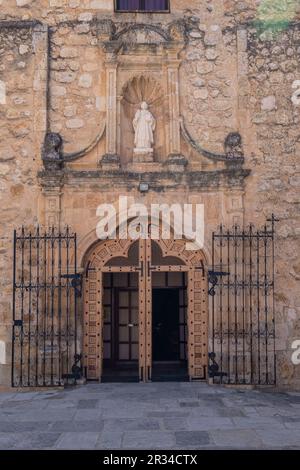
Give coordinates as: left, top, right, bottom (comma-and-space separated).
114, 22, 171, 43
96, 17, 197, 45
41, 122, 106, 170
38, 167, 250, 193
224, 132, 244, 159
121, 75, 164, 107
163, 154, 188, 173
39, 169, 64, 188
98, 18, 188, 165
179, 117, 245, 165
42, 132, 63, 170
63, 120, 106, 162
105, 60, 118, 157
96, 18, 116, 41
98, 153, 121, 171
39, 171, 64, 228
42, 186, 62, 228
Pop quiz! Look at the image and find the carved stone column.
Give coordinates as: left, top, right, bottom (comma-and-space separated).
223, 190, 245, 228
43, 187, 62, 228
105, 49, 118, 157
39, 172, 64, 228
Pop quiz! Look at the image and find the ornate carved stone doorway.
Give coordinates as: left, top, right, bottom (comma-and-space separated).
83, 238, 207, 382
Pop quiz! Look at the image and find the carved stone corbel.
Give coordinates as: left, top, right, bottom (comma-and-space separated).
224, 132, 244, 159
164, 154, 188, 173
98, 153, 121, 171
42, 132, 63, 171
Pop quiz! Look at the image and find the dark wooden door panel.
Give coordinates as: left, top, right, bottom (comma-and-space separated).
152, 288, 180, 361
116, 288, 139, 362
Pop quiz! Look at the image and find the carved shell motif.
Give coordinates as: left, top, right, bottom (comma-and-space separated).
121, 75, 164, 108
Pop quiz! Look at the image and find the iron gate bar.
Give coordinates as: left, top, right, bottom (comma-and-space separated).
210, 216, 277, 386
12, 226, 79, 387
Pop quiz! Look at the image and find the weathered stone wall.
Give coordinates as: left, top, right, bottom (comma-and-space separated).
0, 1, 300, 388
243, 23, 300, 387
0, 21, 47, 384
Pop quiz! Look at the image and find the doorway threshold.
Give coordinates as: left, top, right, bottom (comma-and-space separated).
151, 361, 189, 382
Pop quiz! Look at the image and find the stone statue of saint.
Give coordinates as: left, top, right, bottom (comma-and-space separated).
133, 102, 156, 153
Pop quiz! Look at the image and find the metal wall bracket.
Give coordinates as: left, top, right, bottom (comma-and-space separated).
208, 270, 229, 296
61, 273, 83, 297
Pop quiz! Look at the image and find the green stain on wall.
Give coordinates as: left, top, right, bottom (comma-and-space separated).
255, 0, 299, 36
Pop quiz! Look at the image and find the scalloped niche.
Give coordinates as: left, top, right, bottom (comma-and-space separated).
119, 75, 167, 165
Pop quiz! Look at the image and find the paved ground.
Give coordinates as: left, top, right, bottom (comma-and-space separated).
0, 382, 300, 449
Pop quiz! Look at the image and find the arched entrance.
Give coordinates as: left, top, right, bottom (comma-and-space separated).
83, 238, 207, 382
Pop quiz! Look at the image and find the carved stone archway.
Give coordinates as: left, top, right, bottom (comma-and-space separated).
83, 237, 207, 382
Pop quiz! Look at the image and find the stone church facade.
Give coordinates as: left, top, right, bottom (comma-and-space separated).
0, 1, 299, 389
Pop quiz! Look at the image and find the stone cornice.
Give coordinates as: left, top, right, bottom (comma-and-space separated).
38, 167, 251, 192
0, 20, 42, 29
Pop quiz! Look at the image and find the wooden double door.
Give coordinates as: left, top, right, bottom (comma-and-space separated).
101, 272, 188, 381
84, 238, 208, 382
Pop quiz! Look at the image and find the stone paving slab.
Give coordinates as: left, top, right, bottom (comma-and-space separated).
0, 433, 24, 450
102, 407, 147, 419
103, 418, 161, 432
210, 429, 264, 448
148, 410, 188, 418
187, 416, 234, 431
95, 431, 124, 449
55, 432, 100, 449
73, 409, 104, 421
0, 421, 53, 432
16, 409, 77, 422
163, 417, 188, 430
14, 432, 62, 450
231, 416, 285, 429
0, 382, 299, 449
255, 428, 300, 448
49, 420, 105, 432
122, 431, 175, 449
175, 431, 211, 447
78, 399, 100, 409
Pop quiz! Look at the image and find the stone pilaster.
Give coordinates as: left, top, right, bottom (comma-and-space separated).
105, 53, 118, 156
39, 172, 64, 228
223, 190, 245, 228
166, 55, 181, 156
43, 187, 62, 228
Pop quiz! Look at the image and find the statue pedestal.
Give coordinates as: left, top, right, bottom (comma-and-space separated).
99, 154, 121, 171
164, 154, 188, 173
127, 161, 163, 173
133, 148, 154, 163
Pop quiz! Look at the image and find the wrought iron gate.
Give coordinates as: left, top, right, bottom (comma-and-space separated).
209, 216, 277, 385
12, 226, 81, 387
